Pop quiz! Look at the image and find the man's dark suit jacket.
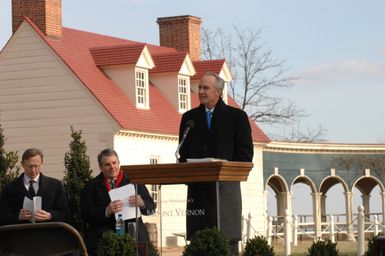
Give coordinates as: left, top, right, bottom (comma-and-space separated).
179, 98, 254, 240
0, 173, 69, 225
80, 172, 156, 255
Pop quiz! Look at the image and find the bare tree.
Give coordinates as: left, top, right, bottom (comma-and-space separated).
201, 26, 326, 141
279, 124, 327, 143
333, 156, 385, 181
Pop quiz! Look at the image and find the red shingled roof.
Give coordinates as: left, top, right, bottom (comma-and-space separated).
90, 43, 146, 66
24, 17, 269, 142
192, 60, 225, 80
150, 52, 189, 74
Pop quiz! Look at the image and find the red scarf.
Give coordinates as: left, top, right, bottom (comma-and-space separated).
104, 170, 124, 191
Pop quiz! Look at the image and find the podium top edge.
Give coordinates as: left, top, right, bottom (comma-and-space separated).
121, 161, 253, 169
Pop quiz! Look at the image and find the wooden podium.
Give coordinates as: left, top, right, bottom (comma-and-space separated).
121, 161, 253, 184
121, 161, 253, 255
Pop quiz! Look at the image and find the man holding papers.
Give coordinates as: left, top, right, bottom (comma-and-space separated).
0, 148, 69, 225
81, 148, 156, 255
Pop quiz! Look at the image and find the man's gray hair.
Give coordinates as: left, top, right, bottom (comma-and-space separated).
97, 148, 119, 166
203, 72, 224, 93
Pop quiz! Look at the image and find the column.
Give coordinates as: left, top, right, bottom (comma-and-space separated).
381, 192, 385, 226
321, 194, 327, 222
344, 191, 354, 241
276, 193, 284, 219
277, 192, 292, 224
281, 192, 292, 244
312, 192, 322, 239
263, 190, 269, 236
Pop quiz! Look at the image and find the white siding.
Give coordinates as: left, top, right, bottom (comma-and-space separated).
0, 23, 119, 179
241, 145, 266, 237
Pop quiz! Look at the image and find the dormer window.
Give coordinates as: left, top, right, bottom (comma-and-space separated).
136, 68, 149, 108
178, 75, 190, 112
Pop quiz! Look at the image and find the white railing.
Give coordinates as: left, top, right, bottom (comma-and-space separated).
241, 213, 265, 246
266, 212, 384, 241
261, 208, 384, 256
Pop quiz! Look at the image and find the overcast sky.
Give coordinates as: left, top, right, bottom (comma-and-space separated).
1, 0, 385, 143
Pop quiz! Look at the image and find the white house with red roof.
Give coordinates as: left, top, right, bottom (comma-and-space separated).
0, 0, 270, 247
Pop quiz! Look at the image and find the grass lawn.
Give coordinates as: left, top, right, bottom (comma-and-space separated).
271, 240, 365, 256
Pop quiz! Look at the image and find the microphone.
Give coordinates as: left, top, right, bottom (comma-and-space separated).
175, 120, 195, 160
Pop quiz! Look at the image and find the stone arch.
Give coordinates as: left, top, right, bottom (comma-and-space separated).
319, 175, 349, 194
290, 175, 318, 235
291, 175, 317, 193
352, 175, 385, 223
319, 175, 349, 218
320, 175, 350, 217
265, 174, 290, 219
266, 174, 289, 194
320, 175, 352, 239
353, 175, 385, 195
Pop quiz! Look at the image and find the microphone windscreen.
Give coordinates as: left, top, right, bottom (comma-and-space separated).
186, 120, 195, 129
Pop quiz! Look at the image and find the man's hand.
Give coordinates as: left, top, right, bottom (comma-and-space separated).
19, 208, 33, 221
34, 210, 52, 221
106, 200, 124, 216
128, 195, 145, 208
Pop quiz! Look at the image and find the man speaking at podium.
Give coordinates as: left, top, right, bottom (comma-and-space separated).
178, 72, 253, 255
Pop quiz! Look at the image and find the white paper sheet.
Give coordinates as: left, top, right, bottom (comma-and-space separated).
109, 184, 141, 220
33, 196, 42, 211
23, 196, 42, 223
23, 197, 34, 213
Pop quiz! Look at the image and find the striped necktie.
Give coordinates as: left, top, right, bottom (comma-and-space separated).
110, 180, 115, 189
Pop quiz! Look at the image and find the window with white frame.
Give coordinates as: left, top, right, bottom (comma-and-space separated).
135, 69, 148, 108
150, 157, 160, 208
178, 76, 189, 112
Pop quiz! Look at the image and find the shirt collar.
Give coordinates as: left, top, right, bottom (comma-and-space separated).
24, 173, 40, 186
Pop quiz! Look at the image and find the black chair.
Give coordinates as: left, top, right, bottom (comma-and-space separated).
0, 222, 88, 256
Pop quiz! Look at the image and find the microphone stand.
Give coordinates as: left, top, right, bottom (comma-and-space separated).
175, 126, 191, 160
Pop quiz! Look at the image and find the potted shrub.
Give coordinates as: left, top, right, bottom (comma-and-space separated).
242, 235, 275, 256
307, 239, 338, 256
96, 231, 160, 256
96, 231, 136, 256
183, 228, 231, 256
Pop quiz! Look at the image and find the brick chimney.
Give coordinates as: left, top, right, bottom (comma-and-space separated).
12, 0, 62, 38
157, 15, 202, 61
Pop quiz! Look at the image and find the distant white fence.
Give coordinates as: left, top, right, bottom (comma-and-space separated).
245, 206, 385, 256
264, 212, 384, 242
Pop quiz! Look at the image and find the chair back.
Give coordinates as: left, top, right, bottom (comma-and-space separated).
0, 222, 88, 256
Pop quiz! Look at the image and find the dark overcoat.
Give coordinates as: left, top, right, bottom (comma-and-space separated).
80, 172, 156, 255
179, 98, 254, 240
0, 173, 69, 225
